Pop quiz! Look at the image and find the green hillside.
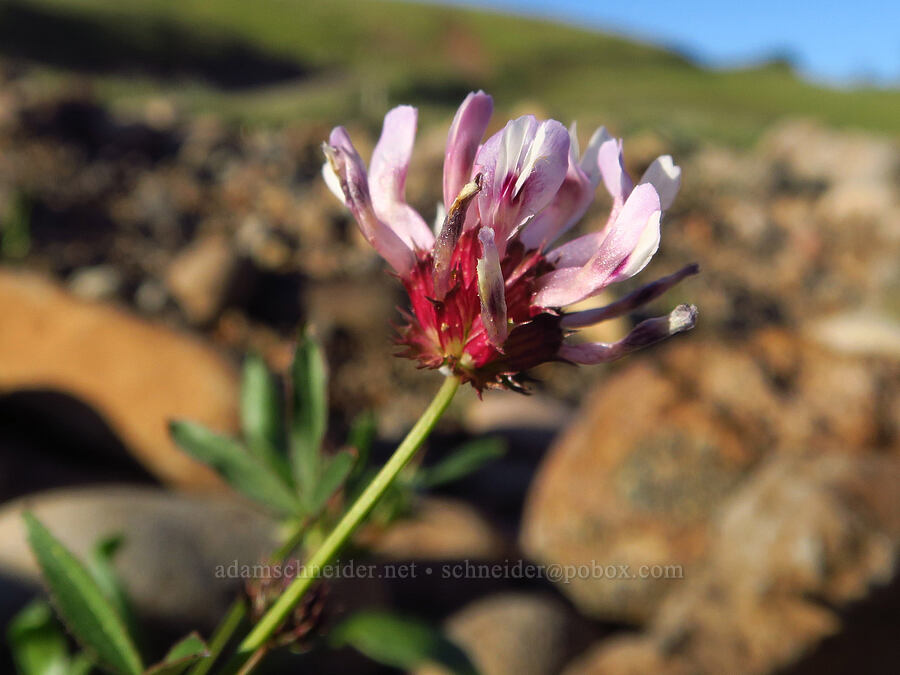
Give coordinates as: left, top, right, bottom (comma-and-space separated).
2, 0, 898, 145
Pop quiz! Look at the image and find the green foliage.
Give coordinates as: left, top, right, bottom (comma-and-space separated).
330, 611, 477, 674
6, 599, 93, 675
240, 353, 289, 481
169, 421, 303, 516
290, 331, 329, 506
144, 633, 209, 675
86, 535, 141, 651
414, 438, 506, 489
22, 513, 144, 675
170, 332, 358, 530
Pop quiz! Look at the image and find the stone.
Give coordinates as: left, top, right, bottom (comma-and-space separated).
0, 486, 277, 627
165, 233, 238, 325
0, 269, 238, 489
567, 452, 900, 674
67, 264, 122, 301
360, 497, 507, 561
419, 593, 592, 675
520, 362, 754, 623
521, 330, 899, 624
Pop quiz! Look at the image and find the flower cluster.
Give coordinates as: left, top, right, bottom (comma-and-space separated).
323, 92, 697, 391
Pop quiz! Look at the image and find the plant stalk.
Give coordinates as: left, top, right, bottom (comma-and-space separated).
235, 375, 460, 657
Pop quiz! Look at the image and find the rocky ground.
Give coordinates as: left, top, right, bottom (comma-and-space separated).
1, 56, 899, 674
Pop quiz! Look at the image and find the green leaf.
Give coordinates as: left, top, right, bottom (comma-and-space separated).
310, 450, 356, 513
22, 513, 144, 675
347, 411, 376, 475
6, 600, 69, 675
331, 611, 477, 675
87, 535, 141, 649
170, 421, 303, 516
290, 332, 328, 505
240, 353, 290, 481
145, 633, 209, 675
415, 438, 506, 489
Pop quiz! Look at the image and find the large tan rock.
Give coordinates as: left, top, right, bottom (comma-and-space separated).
521, 362, 753, 623
567, 452, 900, 675
522, 330, 899, 624
0, 269, 238, 490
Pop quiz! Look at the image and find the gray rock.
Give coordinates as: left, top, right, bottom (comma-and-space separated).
0, 485, 278, 627
419, 593, 592, 675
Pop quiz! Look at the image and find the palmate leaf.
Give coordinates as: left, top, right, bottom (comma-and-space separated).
414, 438, 506, 489
145, 633, 209, 675
22, 513, 143, 675
309, 449, 357, 514
331, 611, 477, 675
289, 332, 328, 509
240, 353, 291, 482
169, 421, 302, 516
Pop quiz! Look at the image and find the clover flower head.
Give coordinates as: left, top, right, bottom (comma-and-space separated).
323, 92, 697, 391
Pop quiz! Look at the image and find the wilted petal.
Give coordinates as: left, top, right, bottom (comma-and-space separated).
324, 127, 414, 274
561, 264, 700, 328
476, 227, 508, 349
639, 155, 681, 210
433, 174, 483, 300
443, 91, 493, 209
322, 160, 346, 205
534, 183, 661, 307
369, 106, 434, 251
559, 304, 698, 363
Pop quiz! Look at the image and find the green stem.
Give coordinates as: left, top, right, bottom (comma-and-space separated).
236, 375, 460, 657
188, 598, 247, 675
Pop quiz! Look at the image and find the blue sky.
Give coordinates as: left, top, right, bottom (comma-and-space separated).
424, 0, 899, 86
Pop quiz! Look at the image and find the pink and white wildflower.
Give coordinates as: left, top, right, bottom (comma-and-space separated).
323, 91, 697, 391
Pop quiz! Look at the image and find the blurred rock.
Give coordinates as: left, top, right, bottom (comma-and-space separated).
0, 269, 237, 490
806, 311, 900, 360
570, 452, 900, 674
521, 362, 752, 623
165, 233, 238, 325
361, 497, 507, 561
419, 593, 592, 675
67, 264, 122, 301
0, 485, 277, 627
464, 391, 573, 435
522, 328, 899, 624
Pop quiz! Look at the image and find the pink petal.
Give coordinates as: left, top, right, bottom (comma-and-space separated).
443, 91, 493, 209
519, 162, 594, 251
579, 126, 610, 185
559, 304, 697, 364
534, 183, 660, 307
545, 231, 604, 268
597, 137, 633, 211
324, 127, 414, 275
639, 155, 681, 210
474, 117, 570, 248
369, 106, 434, 251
